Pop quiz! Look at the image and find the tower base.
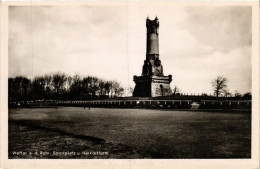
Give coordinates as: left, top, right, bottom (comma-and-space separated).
133, 75, 172, 97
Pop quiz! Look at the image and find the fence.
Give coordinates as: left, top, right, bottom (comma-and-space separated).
57, 100, 251, 110
9, 99, 251, 110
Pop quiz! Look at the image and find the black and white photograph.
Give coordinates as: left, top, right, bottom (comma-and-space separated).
0, 1, 259, 169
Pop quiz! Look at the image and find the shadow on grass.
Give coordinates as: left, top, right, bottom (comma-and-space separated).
9, 120, 105, 143
8, 120, 148, 158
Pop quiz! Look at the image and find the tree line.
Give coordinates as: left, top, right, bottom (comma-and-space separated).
8, 72, 128, 102
171, 76, 251, 99
211, 76, 251, 99
8, 73, 251, 102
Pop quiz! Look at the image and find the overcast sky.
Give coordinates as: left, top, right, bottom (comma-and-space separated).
8, 4, 252, 94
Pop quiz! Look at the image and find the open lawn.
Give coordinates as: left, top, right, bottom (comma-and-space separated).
9, 107, 251, 159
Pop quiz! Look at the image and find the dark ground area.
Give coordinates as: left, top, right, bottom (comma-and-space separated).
9, 108, 251, 159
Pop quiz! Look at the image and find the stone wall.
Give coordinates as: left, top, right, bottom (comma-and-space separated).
151, 82, 172, 97
133, 81, 151, 97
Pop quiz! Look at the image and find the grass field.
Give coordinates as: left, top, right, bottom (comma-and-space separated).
9, 107, 251, 159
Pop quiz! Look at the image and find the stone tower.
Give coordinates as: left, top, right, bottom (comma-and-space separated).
133, 16, 172, 97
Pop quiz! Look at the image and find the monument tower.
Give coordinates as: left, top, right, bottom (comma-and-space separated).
133, 16, 172, 97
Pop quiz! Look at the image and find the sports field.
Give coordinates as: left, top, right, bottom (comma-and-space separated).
9, 107, 251, 159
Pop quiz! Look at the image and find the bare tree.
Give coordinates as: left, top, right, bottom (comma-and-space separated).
91, 77, 99, 98
104, 81, 112, 97
98, 79, 106, 97
111, 81, 120, 98
81, 76, 92, 99
172, 86, 181, 96
44, 75, 53, 98
32, 76, 46, 99
66, 76, 72, 90
8, 76, 32, 101
234, 90, 242, 98
52, 73, 67, 99
223, 89, 232, 97
125, 86, 134, 96
116, 87, 124, 97
70, 74, 82, 99
211, 76, 227, 97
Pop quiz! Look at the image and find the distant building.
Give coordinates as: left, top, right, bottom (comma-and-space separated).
133, 16, 172, 97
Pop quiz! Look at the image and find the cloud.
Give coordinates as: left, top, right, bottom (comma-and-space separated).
8, 5, 252, 94
183, 6, 252, 53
